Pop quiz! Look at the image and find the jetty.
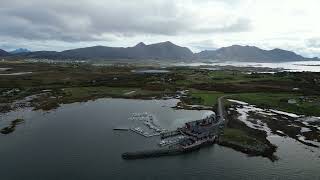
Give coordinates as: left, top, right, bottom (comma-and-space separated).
113, 127, 129, 131
122, 136, 216, 159
122, 148, 182, 159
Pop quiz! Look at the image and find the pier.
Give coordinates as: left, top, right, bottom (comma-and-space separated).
113, 127, 129, 131
130, 128, 160, 137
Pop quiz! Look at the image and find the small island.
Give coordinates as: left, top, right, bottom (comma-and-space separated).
1, 118, 25, 134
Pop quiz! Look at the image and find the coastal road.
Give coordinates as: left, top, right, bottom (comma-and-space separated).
214, 95, 233, 136
217, 96, 226, 122
217, 95, 233, 126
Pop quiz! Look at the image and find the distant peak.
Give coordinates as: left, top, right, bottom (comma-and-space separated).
147, 41, 178, 47
154, 41, 174, 45
271, 48, 284, 51
10, 48, 31, 54
229, 45, 258, 48
230, 45, 242, 47
164, 41, 174, 45
135, 42, 146, 47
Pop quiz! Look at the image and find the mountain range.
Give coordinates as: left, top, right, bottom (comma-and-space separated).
0, 42, 318, 62
195, 45, 311, 62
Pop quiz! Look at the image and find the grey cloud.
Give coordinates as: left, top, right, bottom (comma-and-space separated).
306, 38, 320, 48
191, 18, 251, 34
0, 0, 251, 43
187, 40, 219, 52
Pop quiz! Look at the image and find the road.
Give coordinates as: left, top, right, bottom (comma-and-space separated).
217, 95, 229, 123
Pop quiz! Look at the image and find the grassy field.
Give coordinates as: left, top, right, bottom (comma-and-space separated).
29, 86, 174, 111
185, 90, 320, 117
189, 89, 225, 106
1, 62, 320, 116
175, 70, 298, 85
61, 86, 171, 102
218, 109, 278, 159
220, 128, 260, 146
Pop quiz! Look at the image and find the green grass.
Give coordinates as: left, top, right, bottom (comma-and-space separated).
28, 86, 173, 111
207, 71, 294, 83
221, 128, 260, 146
190, 89, 225, 106
174, 70, 296, 87
61, 86, 172, 103
63, 86, 137, 98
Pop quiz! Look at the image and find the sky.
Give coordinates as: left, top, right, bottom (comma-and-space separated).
1, 0, 320, 57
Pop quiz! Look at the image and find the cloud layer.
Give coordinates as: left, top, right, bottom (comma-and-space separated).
0, 0, 250, 41
0, 0, 320, 57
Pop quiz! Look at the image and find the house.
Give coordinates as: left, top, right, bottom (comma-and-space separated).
288, 99, 297, 104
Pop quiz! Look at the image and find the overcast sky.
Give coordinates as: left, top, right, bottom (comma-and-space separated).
1, 0, 320, 57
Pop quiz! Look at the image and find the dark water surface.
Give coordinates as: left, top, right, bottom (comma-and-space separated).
0, 98, 319, 180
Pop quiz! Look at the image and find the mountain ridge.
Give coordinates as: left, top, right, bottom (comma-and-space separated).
17, 41, 193, 60
2, 42, 318, 62
196, 45, 309, 62
0, 49, 10, 57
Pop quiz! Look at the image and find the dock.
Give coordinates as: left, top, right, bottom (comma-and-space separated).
130, 128, 160, 137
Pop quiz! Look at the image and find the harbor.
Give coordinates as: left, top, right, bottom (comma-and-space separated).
118, 95, 227, 160
126, 112, 167, 137
121, 111, 224, 159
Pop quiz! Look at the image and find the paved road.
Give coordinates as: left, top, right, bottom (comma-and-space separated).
217, 95, 230, 123
202, 95, 230, 137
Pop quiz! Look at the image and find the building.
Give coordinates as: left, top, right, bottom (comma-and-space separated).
288, 99, 297, 104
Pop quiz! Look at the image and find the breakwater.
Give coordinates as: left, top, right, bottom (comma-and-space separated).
122, 148, 183, 159
122, 137, 216, 159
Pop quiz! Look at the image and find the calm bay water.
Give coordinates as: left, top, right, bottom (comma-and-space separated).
0, 98, 319, 180
175, 61, 320, 72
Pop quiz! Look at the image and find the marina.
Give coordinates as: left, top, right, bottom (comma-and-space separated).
120, 95, 226, 159
122, 112, 223, 159
127, 112, 167, 138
